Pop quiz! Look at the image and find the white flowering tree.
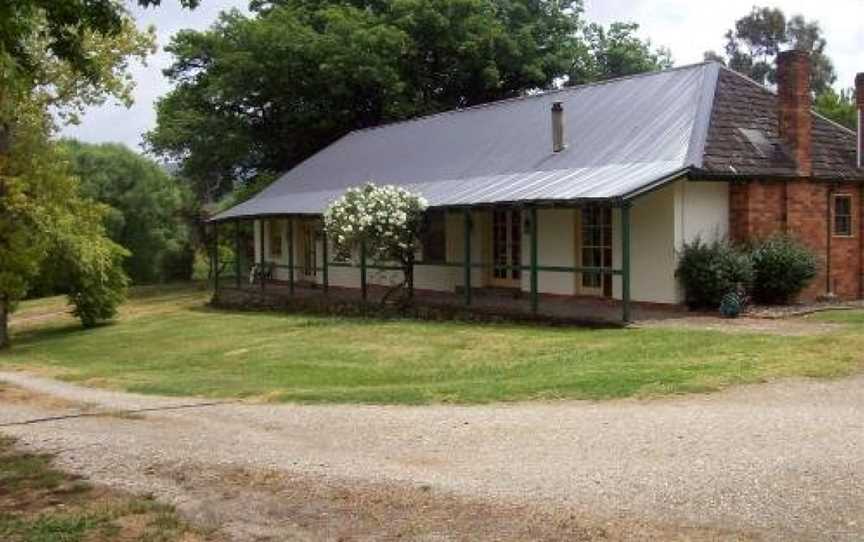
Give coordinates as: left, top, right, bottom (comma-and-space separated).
324, 183, 428, 301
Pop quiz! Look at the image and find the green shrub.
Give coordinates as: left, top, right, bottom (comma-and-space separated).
67, 246, 129, 328
676, 238, 753, 309
749, 235, 818, 305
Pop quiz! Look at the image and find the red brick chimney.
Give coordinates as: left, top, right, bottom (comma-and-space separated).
856, 72, 864, 168
776, 50, 812, 177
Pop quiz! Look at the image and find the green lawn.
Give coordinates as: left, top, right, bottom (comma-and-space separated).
1, 285, 862, 404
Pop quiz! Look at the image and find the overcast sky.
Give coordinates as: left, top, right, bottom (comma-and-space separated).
61, 0, 864, 151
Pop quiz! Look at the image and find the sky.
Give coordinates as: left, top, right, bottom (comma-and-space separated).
61, 0, 864, 151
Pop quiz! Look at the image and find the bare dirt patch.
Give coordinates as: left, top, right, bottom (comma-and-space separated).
0, 382, 82, 410
147, 461, 749, 542
636, 314, 844, 336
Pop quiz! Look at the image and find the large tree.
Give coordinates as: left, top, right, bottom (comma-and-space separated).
57, 140, 194, 285
146, 0, 673, 205
0, 1, 182, 347
704, 6, 836, 95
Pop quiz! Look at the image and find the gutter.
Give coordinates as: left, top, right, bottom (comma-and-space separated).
687, 168, 864, 183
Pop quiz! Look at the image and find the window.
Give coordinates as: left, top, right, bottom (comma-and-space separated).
420, 210, 447, 263
269, 220, 283, 258
833, 195, 853, 237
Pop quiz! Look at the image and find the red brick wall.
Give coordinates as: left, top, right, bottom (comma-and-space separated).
729, 180, 862, 301
729, 181, 786, 242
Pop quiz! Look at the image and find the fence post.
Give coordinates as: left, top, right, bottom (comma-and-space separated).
213, 222, 219, 292
360, 239, 368, 301
464, 209, 472, 306
259, 219, 266, 292
234, 219, 241, 288
621, 203, 632, 323
322, 228, 329, 294
288, 217, 295, 295
530, 206, 538, 314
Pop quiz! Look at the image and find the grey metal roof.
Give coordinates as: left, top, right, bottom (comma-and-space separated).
214, 62, 721, 221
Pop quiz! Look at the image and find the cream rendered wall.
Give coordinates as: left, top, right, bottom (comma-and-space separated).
608, 180, 729, 304
614, 185, 678, 303
519, 208, 577, 295
676, 181, 729, 245
448, 209, 489, 289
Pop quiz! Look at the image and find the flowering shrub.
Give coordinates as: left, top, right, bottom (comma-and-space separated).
324, 183, 428, 299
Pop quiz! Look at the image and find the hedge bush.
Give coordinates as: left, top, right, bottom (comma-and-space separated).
676, 238, 753, 309
749, 235, 818, 305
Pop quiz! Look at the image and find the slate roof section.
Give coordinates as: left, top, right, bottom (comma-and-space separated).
214, 62, 863, 221
700, 67, 862, 180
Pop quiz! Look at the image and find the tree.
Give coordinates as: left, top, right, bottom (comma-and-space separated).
814, 88, 856, 130
1, 99, 131, 342
569, 22, 672, 85
146, 0, 672, 206
0, 5, 160, 347
324, 183, 427, 301
704, 6, 836, 95
58, 140, 194, 285
0, 0, 197, 79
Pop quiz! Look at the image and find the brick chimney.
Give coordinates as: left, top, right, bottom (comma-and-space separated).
856, 72, 864, 168
776, 50, 812, 177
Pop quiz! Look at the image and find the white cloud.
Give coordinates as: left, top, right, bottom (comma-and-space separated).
584, 0, 864, 87
63, 0, 864, 151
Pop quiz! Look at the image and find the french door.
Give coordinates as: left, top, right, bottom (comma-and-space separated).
580, 207, 613, 297
491, 209, 522, 288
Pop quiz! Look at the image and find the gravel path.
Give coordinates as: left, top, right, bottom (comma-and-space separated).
1, 371, 863, 541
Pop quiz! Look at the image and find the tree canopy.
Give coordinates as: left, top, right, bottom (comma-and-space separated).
58, 140, 194, 285
814, 88, 857, 130
146, 0, 673, 205
704, 6, 836, 96
0, 1, 172, 346
0, 0, 195, 80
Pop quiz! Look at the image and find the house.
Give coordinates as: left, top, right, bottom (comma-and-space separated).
212, 50, 864, 321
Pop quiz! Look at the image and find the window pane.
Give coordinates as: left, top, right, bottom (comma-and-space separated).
834, 196, 853, 236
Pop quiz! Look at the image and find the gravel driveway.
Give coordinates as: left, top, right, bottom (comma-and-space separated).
1, 371, 862, 541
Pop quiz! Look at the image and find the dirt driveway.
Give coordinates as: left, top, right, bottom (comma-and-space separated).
0, 371, 862, 541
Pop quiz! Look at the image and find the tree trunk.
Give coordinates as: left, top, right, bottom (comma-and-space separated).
0, 296, 9, 349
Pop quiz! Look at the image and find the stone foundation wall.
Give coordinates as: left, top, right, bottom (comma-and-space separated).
211, 288, 623, 327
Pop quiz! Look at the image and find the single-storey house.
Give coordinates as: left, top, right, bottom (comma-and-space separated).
212, 50, 864, 321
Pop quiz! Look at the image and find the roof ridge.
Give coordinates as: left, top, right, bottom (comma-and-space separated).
718, 65, 857, 136
685, 63, 721, 168
348, 61, 717, 136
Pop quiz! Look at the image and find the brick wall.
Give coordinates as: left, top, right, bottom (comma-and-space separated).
729, 180, 862, 301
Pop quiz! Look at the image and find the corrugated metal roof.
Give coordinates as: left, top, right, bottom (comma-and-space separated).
214, 62, 721, 221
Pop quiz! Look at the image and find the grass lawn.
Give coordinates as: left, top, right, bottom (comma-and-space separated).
0, 284, 862, 404
0, 416, 212, 541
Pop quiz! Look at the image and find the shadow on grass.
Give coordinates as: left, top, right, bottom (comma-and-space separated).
6, 321, 118, 349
